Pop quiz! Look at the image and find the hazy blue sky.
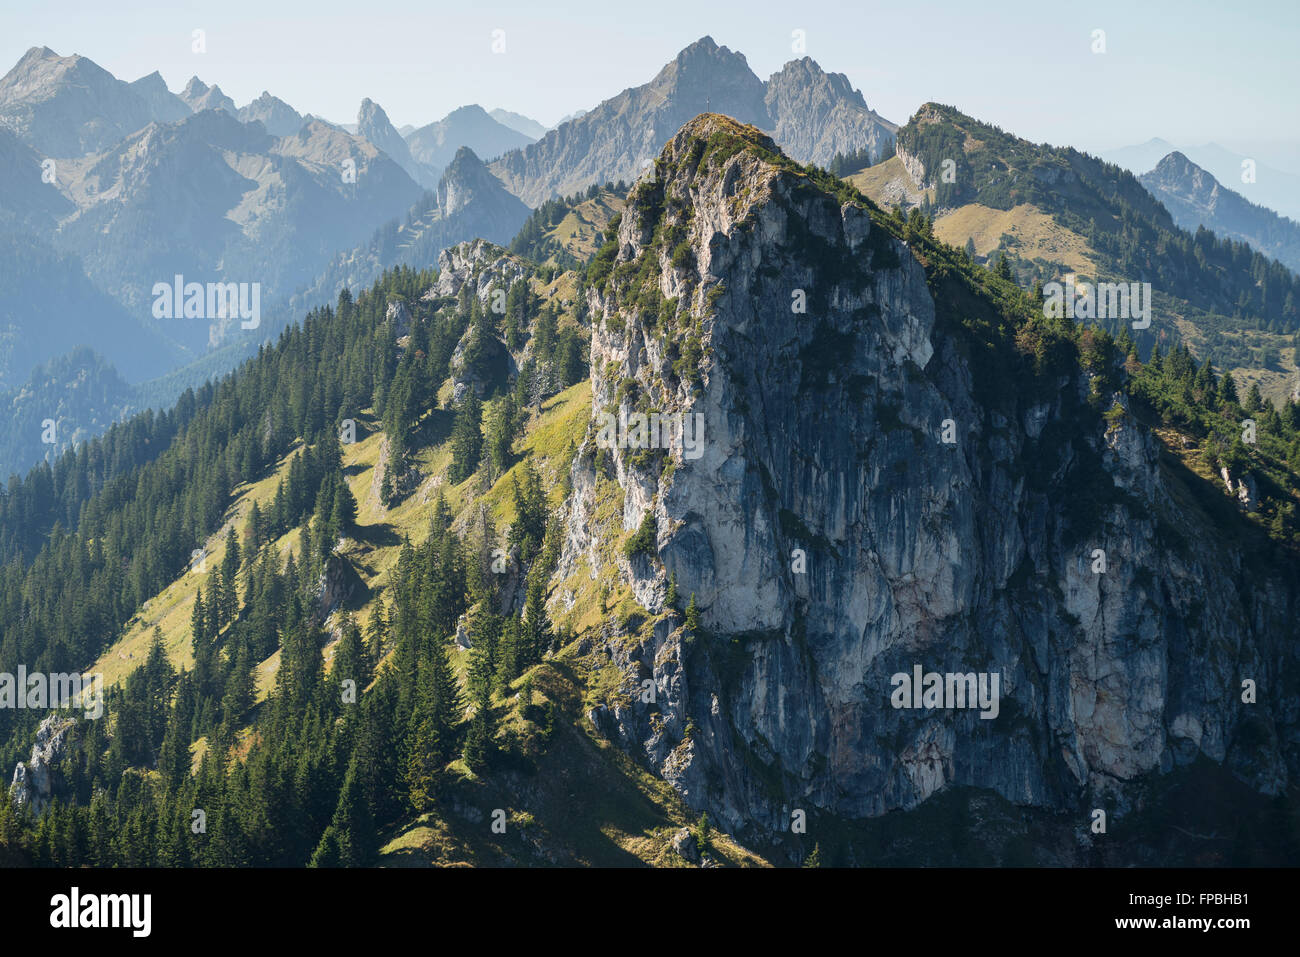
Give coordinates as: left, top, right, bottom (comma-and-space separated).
4, 0, 1297, 157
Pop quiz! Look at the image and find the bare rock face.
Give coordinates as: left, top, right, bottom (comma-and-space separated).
897, 146, 928, 193
435, 240, 529, 300
1219, 466, 1259, 512
315, 553, 357, 622
489, 37, 899, 207
764, 57, 896, 168
671, 826, 700, 864
0, 47, 155, 156
555, 114, 1299, 847
385, 299, 411, 338
10, 714, 79, 818
437, 239, 526, 402
238, 91, 304, 138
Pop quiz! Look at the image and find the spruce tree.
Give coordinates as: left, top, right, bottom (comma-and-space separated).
685, 593, 701, 633
448, 394, 483, 483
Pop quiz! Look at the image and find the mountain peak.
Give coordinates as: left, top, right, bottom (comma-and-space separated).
358, 97, 390, 124
677, 111, 775, 150
768, 56, 866, 109
449, 144, 485, 166
13, 46, 60, 68
445, 103, 490, 121
664, 35, 751, 76
1155, 150, 1196, 170
238, 90, 303, 136
676, 35, 721, 58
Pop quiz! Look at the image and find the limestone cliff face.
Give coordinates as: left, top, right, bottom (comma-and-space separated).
764, 57, 896, 168
10, 715, 78, 818
555, 114, 1299, 845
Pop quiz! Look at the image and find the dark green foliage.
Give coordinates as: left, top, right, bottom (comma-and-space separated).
898, 103, 1300, 333
623, 510, 657, 560
685, 593, 701, 633
510, 182, 621, 270
448, 394, 483, 483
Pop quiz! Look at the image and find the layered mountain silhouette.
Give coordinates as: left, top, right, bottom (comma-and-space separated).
1103, 137, 1300, 223
405, 104, 535, 177
238, 91, 305, 137
489, 36, 897, 205
290, 146, 530, 315
1141, 151, 1300, 274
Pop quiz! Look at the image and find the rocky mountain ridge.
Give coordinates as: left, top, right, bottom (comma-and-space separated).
1140, 151, 1300, 274
555, 114, 1298, 851
489, 36, 897, 206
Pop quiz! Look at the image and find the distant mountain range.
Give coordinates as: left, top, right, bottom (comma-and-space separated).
1140, 151, 1300, 275
1102, 137, 1300, 223
26, 35, 1297, 482
489, 108, 548, 140
405, 104, 536, 178
289, 146, 530, 316
489, 37, 897, 206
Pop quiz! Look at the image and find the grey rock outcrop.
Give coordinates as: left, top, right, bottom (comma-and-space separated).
764, 57, 896, 168
358, 97, 436, 186
292, 154, 529, 321
490, 37, 899, 207
556, 114, 1300, 847
10, 714, 79, 817
435, 240, 529, 301
238, 91, 304, 138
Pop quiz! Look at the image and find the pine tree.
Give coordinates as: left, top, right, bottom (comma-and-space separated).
365, 600, 388, 676
312, 755, 376, 867
426, 638, 460, 758
685, 593, 701, 633
462, 667, 494, 772
694, 812, 712, 856
221, 526, 240, 588
191, 584, 207, 648
497, 616, 525, 685
523, 582, 551, 664
404, 701, 440, 813
247, 501, 265, 552
1219, 371, 1240, 405
331, 477, 358, 537
448, 394, 483, 483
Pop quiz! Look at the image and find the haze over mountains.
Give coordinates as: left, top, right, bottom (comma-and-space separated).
848, 103, 1300, 413
0, 35, 1296, 482
1103, 137, 1300, 223
3, 108, 1297, 870
1140, 151, 1300, 275
489, 37, 897, 205
0, 17, 1298, 877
